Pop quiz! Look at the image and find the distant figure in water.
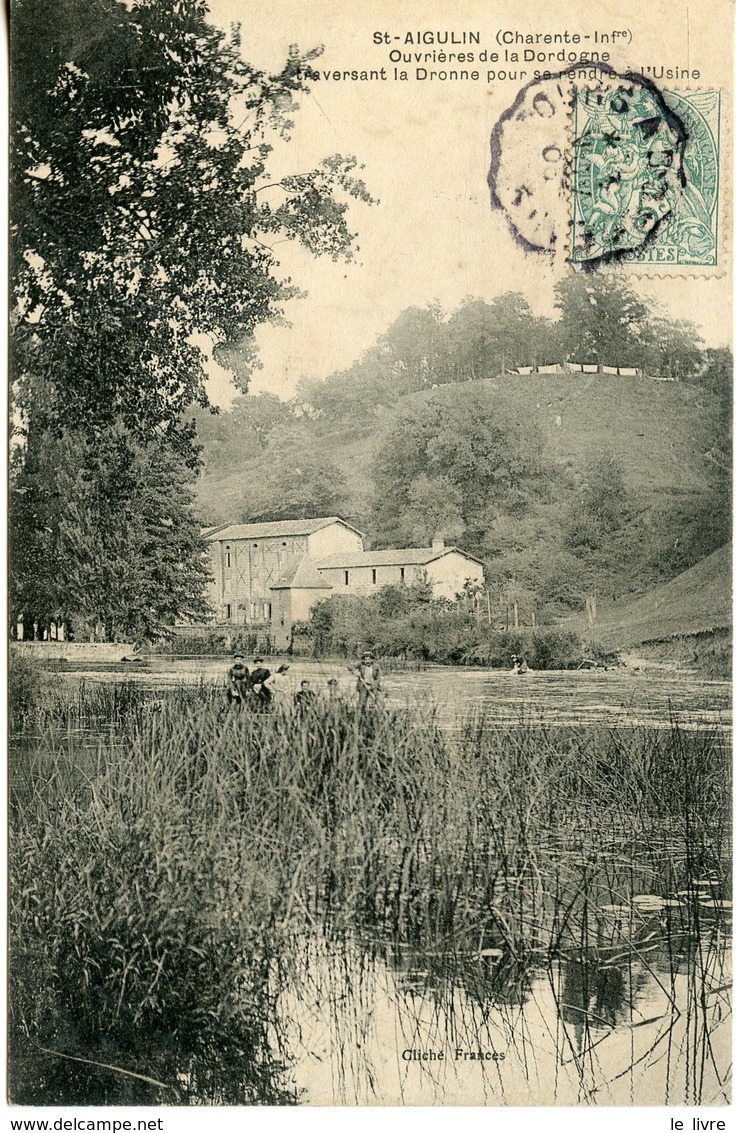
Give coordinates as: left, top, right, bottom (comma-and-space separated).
226, 654, 249, 705
511, 654, 529, 675
354, 650, 382, 706
294, 679, 316, 711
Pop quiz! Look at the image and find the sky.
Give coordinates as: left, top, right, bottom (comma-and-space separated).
201, 0, 732, 406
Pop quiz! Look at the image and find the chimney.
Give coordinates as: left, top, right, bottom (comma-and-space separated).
432, 536, 445, 553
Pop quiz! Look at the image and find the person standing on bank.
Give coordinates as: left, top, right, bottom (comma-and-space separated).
354, 650, 382, 707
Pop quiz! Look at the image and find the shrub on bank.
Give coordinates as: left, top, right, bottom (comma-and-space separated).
152, 628, 274, 656
9, 654, 44, 727
308, 591, 592, 669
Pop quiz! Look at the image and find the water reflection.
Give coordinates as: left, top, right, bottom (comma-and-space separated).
278, 921, 731, 1105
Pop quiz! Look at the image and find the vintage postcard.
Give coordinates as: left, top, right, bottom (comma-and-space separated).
7, 0, 732, 1122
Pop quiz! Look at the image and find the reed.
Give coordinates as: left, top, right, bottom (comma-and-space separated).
9, 680, 731, 1104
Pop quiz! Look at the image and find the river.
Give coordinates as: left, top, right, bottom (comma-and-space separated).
55, 655, 732, 730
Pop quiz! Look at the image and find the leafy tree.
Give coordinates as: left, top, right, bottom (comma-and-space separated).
11, 0, 373, 635
698, 347, 734, 404
10, 425, 211, 641
229, 393, 293, 448
372, 385, 552, 550
646, 492, 731, 580
294, 356, 398, 425
406, 474, 465, 545
643, 317, 703, 380
234, 426, 348, 522
378, 303, 447, 393
563, 452, 631, 552
194, 392, 294, 476
553, 275, 650, 369
11, 0, 374, 444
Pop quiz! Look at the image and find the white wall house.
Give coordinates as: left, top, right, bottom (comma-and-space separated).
316, 539, 484, 601
204, 518, 485, 647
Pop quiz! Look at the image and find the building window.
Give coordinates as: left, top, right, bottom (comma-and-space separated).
250, 602, 257, 621
225, 548, 231, 569
344, 570, 350, 585
225, 603, 231, 620
400, 567, 405, 582
371, 568, 377, 584
264, 602, 272, 620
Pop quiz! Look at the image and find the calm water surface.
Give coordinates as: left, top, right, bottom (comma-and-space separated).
278, 925, 731, 1105
59, 656, 732, 730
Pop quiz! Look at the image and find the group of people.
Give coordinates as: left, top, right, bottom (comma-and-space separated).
225, 650, 383, 711
226, 655, 287, 707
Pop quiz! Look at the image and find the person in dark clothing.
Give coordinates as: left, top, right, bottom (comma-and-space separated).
249, 656, 272, 705
226, 654, 249, 705
294, 679, 316, 712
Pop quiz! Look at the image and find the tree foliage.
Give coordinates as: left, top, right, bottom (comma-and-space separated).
300, 282, 706, 430
237, 426, 348, 522
553, 275, 650, 368
11, 425, 212, 640
194, 392, 294, 476
372, 385, 553, 550
11, 0, 374, 445
10, 0, 373, 637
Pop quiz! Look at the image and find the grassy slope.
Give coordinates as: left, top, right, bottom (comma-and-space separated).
196, 373, 720, 527
401, 372, 718, 493
566, 543, 732, 649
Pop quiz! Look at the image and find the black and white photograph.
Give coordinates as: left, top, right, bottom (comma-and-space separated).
7, 0, 733, 1119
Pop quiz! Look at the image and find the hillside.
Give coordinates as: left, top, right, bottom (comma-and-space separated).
567, 544, 732, 650
196, 372, 722, 530
401, 372, 719, 496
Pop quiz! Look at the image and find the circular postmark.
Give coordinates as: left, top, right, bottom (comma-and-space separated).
489, 62, 689, 264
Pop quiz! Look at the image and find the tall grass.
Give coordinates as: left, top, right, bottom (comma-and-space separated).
9, 679, 731, 1104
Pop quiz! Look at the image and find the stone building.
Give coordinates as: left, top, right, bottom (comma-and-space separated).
204, 517, 362, 626
204, 517, 484, 651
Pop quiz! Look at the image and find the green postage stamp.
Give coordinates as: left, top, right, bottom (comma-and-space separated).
489, 63, 724, 272
571, 86, 721, 268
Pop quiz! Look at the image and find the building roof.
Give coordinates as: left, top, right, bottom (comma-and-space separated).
205, 516, 364, 542
316, 546, 484, 569
270, 555, 333, 591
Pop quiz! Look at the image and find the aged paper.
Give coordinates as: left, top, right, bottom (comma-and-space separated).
7, 0, 732, 1125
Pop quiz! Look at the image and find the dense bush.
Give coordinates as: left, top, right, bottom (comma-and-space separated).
8, 654, 44, 728
308, 588, 592, 668
153, 629, 274, 656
